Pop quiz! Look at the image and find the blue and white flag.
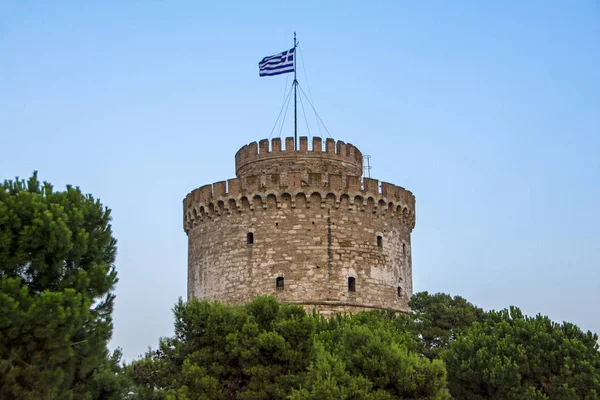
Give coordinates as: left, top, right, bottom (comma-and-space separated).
259, 48, 295, 77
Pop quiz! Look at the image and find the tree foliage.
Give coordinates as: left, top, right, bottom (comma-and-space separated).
406, 292, 600, 398
291, 311, 449, 399
130, 296, 315, 400
443, 306, 600, 399
129, 292, 600, 399
0, 172, 127, 399
129, 297, 450, 400
408, 291, 485, 359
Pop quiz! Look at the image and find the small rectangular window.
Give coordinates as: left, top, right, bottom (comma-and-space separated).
377, 235, 383, 248
397, 286, 402, 297
348, 277, 356, 292
276, 276, 284, 291
247, 232, 254, 244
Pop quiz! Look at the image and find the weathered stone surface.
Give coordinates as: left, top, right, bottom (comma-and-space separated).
183, 137, 416, 314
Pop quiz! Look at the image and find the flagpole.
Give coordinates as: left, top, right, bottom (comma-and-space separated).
293, 32, 298, 150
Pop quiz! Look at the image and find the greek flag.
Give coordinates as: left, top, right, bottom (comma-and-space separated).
259, 48, 295, 77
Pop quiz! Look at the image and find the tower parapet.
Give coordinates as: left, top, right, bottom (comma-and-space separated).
235, 136, 363, 178
183, 174, 415, 233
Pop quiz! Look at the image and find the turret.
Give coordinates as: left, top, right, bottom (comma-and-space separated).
235, 137, 363, 177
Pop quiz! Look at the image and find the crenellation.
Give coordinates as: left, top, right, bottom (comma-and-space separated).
248, 141, 258, 157
364, 178, 378, 193
313, 137, 322, 153
213, 181, 226, 197
380, 182, 395, 198
285, 137, 294, 152
325, 138, 335, 153
234, 145, 244, 168
235, 137, 364, 177
347, 143, 356, 160
336, 141, 346, 157
184, 174, 416, 221
299, 136, 308, 152
272, 137, 282, 152
184, 182, 416, 233
259, 139, 269, 154
198, 184, 212, 203
228, 178, 242, 196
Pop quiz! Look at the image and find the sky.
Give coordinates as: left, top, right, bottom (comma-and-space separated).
1, 1, 599, 361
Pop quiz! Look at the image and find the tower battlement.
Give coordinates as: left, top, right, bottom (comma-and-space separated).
183, 174, 416, 233
235, 136, 363, 177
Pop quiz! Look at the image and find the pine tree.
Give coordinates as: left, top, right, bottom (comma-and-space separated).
443, 306, 600, 399
0, 172, 126, 399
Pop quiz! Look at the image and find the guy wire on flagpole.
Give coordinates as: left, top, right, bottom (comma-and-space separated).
298, 84, 334, 139
293, 32, 298, 150
269, 84, 294, 140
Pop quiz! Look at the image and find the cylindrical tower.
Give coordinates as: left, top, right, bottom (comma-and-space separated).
183, 136, 416, 315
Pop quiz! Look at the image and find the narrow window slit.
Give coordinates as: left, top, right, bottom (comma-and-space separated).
247, 232, 254, 244
348, 277, 356, 292
276, 276, 284, 291
377, 235, 383, 248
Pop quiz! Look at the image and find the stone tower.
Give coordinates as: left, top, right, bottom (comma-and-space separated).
183, 136, 416, 315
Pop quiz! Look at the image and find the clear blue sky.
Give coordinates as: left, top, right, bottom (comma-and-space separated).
1, 1, 599, 361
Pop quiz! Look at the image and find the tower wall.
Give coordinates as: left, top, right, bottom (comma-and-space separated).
184, 141, 416, 315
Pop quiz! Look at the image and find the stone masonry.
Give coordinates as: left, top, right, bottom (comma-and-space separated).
183, 136, 416, 315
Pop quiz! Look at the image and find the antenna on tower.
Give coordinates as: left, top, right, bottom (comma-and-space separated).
363, 155, 372, 178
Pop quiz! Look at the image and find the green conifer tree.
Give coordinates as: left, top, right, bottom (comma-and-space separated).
443, 306, 600, 399
0, 172, 126, 399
